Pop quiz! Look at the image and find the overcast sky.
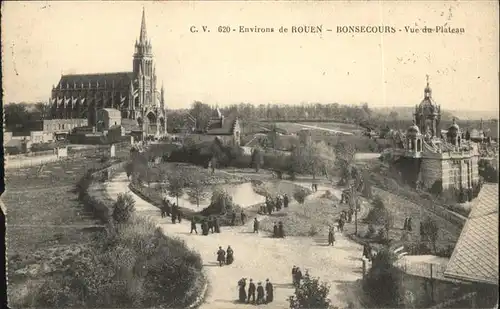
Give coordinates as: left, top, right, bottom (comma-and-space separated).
2, 1, 498, 111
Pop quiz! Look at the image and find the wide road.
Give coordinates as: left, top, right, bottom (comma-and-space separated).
102, 173, 365, 309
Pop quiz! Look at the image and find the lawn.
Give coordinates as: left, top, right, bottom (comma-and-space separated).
258, 189, 348, 237
4, 157, 111, 305
368, 187, 460, 245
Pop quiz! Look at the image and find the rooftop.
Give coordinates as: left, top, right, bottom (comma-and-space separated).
444, 183, 499, 285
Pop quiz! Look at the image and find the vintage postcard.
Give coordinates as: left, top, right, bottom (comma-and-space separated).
2, 1, 498, 309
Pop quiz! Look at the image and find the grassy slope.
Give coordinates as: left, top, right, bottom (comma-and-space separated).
5, 157, 108, 303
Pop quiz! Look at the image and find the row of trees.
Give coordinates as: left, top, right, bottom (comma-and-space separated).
4, 102, 51, 132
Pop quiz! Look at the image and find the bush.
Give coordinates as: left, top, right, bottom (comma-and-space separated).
365, 224, 376, 238
112, 193, 136, 224
293, 189, 308, 204
289, 271, 333, 309
29, 218, 204, 308
308, 226, 319, 237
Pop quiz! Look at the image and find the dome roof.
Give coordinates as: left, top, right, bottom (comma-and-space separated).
449, 118, 460, 131
407, 121, 420, 134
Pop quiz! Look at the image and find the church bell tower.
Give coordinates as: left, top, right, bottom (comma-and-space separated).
133, 7, 155, 114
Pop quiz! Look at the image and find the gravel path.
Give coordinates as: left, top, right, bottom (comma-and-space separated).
104, 172, 366, 309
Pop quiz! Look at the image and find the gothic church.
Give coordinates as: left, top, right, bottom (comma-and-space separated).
49, 8, 167, 137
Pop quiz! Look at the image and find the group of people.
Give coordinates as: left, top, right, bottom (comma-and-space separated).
291, 266, 304, 287
230, 210, 247, 226
261, 194, 289, 215
216, 246, 234, 266
237, 278, 274, 305
311, 183, 319, 192
161, 198, 182, 224
199, 217, 221, 235
272, 221, 285, 238
403, 217, 413, 232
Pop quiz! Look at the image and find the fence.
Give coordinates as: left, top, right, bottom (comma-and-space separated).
395, 259, 449, 281
426, 292, 477, 309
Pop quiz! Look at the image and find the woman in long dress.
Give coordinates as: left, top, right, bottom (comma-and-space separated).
238, 278, 247, 302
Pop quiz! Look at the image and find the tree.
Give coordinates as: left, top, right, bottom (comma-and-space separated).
209, 187, 233, 214
251, 147, 264, 172
289, 271, 333, 309
290, 141, 336, 179
186, 172, 210, 208
363, 246, 404, 308
189, 101, 213, 131
334, 141, 356, 185
166, 173, 186, 205
421, 217, 439, 253
112, 193, 136, 224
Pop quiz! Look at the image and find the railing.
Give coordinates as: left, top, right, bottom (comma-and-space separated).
395, 259, 449, 281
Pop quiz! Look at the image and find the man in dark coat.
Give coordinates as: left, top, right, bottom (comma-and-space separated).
214, 218, 221, 233
247, 279, 256, 303
256, 282, 265, 304
231, 212, 236, 226
363, 243, 372, 261
217, 246, 226, 267
276, 196, 282, 211
283, 194, 289, 208
165, 199, 171, 217
253, 218, 259, 233
295, 267, 303, 286
190, 218, 197, 234
240, 211, 246, 224
265, 279, 274, 303
328, 227, 335, 246
208, 217, 214, 233
171, 206, 177, 224
201, 220, 209, 236
273, 222, 278, 238
338, 218, 344, 232
407, 217, 413, 232
278, 221, 285, 238
292, 266, 297, 285
177, 210, 182, 223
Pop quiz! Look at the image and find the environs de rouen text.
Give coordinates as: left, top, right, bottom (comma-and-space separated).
189, 25, 466, 34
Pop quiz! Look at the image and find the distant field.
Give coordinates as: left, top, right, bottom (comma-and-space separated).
272, 121, 362, 134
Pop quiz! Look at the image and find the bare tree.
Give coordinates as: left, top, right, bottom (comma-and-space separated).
166, 173, 186, 205
186, 172, 210, 208
290, 140, 336, 180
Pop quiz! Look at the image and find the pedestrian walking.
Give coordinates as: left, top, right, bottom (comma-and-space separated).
238, 278, 247, 303
328, 227, 335, 246
216, 246, 226, 267
283, 194, 289, 208
265, 279, 274, 303
292, 266, 297, 285
407, 217, 413, 232
231, 212, 236, 226
256, 282, 265, 304
273, 222, 278, 238
253, 218, 259, 233
190, 218, 198, 234
278, 221, 285, 238
247, 279, 256, 303
240, 211, 246, 224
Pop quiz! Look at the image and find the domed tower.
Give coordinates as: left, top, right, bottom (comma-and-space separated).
406, 120, 423, 154
447, 118, 462, 147
415, 75, 441, 139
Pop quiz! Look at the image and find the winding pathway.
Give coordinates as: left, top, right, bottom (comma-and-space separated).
104, 173, 365, 309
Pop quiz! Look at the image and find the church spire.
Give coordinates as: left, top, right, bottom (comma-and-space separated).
139, 7, 148, 44
424, 74, 432, 98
